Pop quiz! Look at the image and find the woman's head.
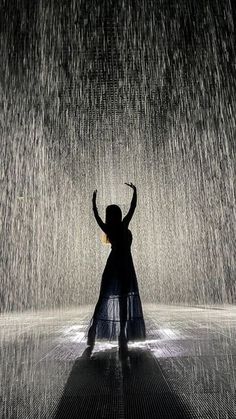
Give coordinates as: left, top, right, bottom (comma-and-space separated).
105, 204, 122, 226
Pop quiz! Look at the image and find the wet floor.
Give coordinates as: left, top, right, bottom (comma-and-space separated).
1, 304, 236, 418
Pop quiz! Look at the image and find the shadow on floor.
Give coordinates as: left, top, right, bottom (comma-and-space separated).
54, 346, 192, 419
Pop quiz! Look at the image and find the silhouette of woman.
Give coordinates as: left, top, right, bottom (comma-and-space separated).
86, 183, 146, 352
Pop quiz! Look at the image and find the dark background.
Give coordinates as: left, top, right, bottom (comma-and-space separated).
1, 0, 236, 310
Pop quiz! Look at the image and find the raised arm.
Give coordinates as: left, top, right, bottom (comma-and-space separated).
92, 190, 107, 233
123, 183, 137, 226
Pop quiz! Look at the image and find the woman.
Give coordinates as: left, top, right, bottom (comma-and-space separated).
86, 182, 146, 352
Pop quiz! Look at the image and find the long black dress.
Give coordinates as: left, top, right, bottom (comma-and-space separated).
86, 194, 146, 342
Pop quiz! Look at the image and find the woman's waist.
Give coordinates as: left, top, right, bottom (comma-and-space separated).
111, 245, 131, 252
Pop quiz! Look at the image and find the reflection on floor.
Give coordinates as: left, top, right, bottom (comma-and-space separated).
1, 304, 236, 418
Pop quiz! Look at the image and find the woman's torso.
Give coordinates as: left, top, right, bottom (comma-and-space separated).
107, 222, 132, 252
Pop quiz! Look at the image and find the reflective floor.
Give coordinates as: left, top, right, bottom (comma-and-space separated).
1, 304, 236, 418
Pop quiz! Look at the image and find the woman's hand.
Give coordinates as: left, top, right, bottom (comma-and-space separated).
92, 189, 97, 205
124, 182, 136, 190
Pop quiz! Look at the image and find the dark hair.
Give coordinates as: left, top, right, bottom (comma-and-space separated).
105, 204, 122, 226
